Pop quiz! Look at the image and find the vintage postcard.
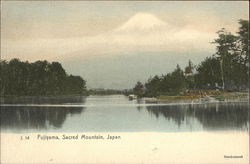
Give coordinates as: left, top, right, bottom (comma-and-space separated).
0, 1, 249, 163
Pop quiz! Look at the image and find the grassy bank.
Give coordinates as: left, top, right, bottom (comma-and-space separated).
156, 95, 201, 101
144, 90, 249, 102
210, 92, 249, 101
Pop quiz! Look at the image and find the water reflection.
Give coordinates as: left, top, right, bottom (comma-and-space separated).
146, 102, 249, 131
1, 106, 84, 130
0, 95, 249, 132
1, 95, 86, 104
136, 99, 143, 111
1, 96, 86, 131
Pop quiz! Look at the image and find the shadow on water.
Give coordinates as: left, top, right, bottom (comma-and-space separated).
136, 99, 143, 111
1, 95, 249, 132
146, 102, 249, 131
1, 95, 86, 104
1, 96, 86, 131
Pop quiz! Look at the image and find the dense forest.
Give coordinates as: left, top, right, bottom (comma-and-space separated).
133, 19, 249, 97
0, 59, 88, 96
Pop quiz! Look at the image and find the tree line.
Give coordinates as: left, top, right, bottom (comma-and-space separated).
0, 59, 88, 96
133, 19, 249, 97
88, 89, 124, 95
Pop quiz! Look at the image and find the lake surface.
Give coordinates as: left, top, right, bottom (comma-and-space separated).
1, 95, 249, 133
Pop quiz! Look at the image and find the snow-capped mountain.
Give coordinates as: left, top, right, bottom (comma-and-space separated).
3, 12, 216, 89
115, 12, 177, 33
3, 12, 215, 62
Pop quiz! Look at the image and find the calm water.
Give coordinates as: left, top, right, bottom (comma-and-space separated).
1, 95, 249, 133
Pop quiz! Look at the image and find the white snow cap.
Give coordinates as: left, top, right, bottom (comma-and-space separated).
116, 12, 176, 33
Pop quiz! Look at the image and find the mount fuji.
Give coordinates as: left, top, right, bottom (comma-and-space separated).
4, 12, 216, 89
115, 13, 177, 33
61, 13, 215, 89
5, 12, 215, 61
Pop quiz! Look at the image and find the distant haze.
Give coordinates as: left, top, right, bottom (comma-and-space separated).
1, 1, 249, 89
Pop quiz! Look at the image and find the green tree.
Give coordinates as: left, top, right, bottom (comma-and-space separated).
213, 28, 238, 90
133, 81, 144, 97
195, 57, 222, 89
63, 75, 87, 95
144, 65, 187, 96
237, 19, 249, 66
145, 75, 162, 96
211, 20, 249, 90
47, 62, 67, 94
168, 65, 187, 94
234, 19, 249, 89
0, 59, 87, 96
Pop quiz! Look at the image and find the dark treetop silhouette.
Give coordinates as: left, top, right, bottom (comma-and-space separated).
0, 59, 88, 96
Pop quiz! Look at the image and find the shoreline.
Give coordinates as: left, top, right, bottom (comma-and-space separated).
141, 91, 249, 103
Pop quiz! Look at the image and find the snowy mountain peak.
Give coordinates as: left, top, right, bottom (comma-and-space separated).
116, 12, 169, 32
